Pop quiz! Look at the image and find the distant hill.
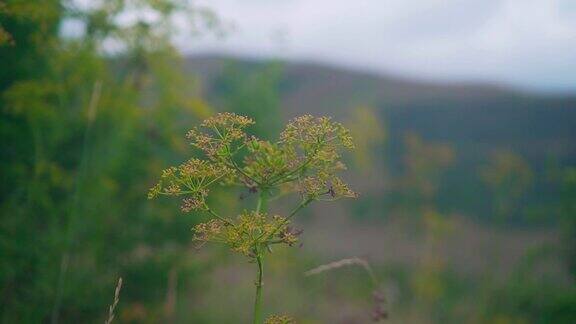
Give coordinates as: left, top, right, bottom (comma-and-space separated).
185, 54, 576, 222
186, 54, 576, 162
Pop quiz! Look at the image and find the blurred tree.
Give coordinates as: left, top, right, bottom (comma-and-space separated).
560, 167, 576, 279
0, 1, 67, 321
481, 150, 533, 223
346, 106, 387, 175
344, 106, 388, 220
400, 132, 455, 208
213, 61, 283, 140
395, 134, 456, 321
411, 209, 453, 300
0, 0, 225, 322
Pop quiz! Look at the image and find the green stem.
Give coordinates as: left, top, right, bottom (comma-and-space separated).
205, 207, 234, 226
253, 190, 268, 324
259, 198, 312, 242
253, 254, 264, 324
256, 188, 269, 214
256, 195, 263, 214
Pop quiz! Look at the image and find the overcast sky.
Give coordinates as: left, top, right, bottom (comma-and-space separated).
178, 0, 576, 93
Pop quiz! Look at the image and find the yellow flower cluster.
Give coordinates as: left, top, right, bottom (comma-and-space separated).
280, 115, 354, 150
149, 112, 357, 257
265, 315, 296, 324
186, 112, 254, 161
299, 175, 357, 200
149, 113, 358, 323
243, 139, 299, 185
201, 111, 255, 129
242, 115, 357, 198
192, 211, 295, 257
148, 158, 231, 211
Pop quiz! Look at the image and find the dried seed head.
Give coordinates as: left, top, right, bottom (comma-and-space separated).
265, 314, 295, 324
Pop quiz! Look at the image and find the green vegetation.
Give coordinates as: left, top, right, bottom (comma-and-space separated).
1, 1, 575, 323
1, 0, 220, 322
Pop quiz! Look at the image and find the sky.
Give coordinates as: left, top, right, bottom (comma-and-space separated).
180, 0, 576, 93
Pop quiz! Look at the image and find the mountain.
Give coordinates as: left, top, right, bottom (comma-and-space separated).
185, 54, 576, 222
187, 54, 576, 162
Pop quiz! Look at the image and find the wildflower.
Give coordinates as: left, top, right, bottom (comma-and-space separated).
201, 112, 254, 130
187, 113, 254, 161
331, 177, 358, 198
192, 219, 225, 241
299, 176, 326, 198
181, 191, 208, 212
192, 211, 295, 257
148, 158, 230, 214
280, 115, 354, 150
149, 113, 358, 324
265, 314, 295, 324
299, 175, 358, 200
277, 226, 303, 246
244, 139, 296, 184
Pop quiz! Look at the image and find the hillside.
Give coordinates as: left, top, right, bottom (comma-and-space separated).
186, 55, 576, 222
187, 54, 576, 161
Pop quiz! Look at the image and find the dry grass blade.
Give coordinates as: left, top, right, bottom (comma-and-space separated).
305, 257, 388, 321
304, 257, 376, 284
105, 277, 123, 324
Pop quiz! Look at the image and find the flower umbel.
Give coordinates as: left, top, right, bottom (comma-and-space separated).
148, 113, 357, 324
148, 158, 231, 211
192, 211, 295, 257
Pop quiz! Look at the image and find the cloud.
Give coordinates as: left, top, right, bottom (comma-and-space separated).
184, 0, 576, 92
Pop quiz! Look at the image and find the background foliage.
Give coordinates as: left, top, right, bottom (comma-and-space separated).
1, 1, 575, 323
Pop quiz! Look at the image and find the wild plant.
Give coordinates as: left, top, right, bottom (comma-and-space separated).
104, 278, 123, 324
149, 113, 357, 323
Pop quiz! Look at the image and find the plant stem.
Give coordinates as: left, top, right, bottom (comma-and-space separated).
256, 195, 262, 214
259, 198, 312, 242
253, 254, 264, 324
205, 207, 234, 226
256, 189, 268, 214
253, 190, 268, 324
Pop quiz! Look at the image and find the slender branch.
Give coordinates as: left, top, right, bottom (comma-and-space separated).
286, 198, 313, 221
211, 125, 225, 139
227, 158, 261, 186
268, 135, 329, 186
157, 190, 198, 196
202, 171, 229, 187
259, 198, 313, 242
268, 158, 311, 186
211, 124, 261, 186
205, 207, 233, 226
